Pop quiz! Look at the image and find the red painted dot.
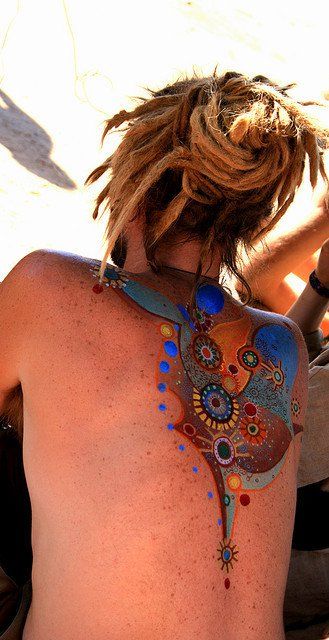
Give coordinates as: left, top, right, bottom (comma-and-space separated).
183, 423, 195, 436
224, 578, 230, 589
92, 283, 104, 294
240, 494, 251, 506
228, 364, 238, 375
244, 402, 257, 417
202, 347, 211, 358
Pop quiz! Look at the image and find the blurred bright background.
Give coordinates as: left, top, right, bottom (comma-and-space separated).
0, 0, 328, 278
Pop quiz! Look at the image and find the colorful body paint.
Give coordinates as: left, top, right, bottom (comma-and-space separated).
91, 264, 304, 587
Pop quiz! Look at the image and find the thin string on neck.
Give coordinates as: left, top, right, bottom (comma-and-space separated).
161, 263, 219, 282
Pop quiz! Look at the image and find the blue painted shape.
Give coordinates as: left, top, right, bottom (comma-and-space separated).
105, 267, 119, 280
159, 360, 170, 373
164, 340, 178, 357
196, 284, 224, 315
207, 491, 214, 499
167, 423, 174, 430
178, 444, 185, 451
158, 404, 166, 412
175, 305, 197, 331
217, 518, 222, 526
176, 303, 190, 322
158, 383, 166, 392
254, 324, 298, 390
192, 466, 198, 473
114, 276, 184, 324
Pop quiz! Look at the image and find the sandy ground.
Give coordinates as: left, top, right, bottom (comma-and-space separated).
0, 0, 328, 282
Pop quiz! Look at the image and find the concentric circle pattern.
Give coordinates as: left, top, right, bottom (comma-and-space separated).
214, 436, 235, 466
201, 384, 233, 421
192, 334, 222, 370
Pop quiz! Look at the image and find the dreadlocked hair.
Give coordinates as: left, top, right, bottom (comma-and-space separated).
85, 67, 329, 310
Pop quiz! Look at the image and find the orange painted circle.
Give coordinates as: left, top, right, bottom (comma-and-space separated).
227, 473, 242, 490
160, 324, 173, 338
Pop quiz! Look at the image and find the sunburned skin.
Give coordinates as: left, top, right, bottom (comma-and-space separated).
0, 250, 308, 640
91, 262, 305, 591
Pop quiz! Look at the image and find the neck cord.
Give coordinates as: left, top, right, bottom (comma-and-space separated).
161, 264, 219, 282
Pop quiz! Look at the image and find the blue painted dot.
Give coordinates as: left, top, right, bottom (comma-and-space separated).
167, 423, 174, 430
192, 466, 198, 473
164, 340, 178, 357
177, 303, 190, 321
158, 403, 166, 412
207, 491, 214, 499
223, 549, 231, 561
174, 323, 180, 331
217, 518, 222, 526
196, 284, 224, 315
178, 444, 185, 451
159, 360, 170, 373
157, 383, 167, 392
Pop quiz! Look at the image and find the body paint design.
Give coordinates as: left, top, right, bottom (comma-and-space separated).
91, 264, 304, 587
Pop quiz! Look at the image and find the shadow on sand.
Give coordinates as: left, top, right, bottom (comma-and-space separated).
0, 89, 76, 189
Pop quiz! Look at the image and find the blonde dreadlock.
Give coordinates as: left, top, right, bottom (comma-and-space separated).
85, 68, 329, 308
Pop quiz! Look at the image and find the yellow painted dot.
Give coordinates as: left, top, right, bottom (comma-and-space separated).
222, 376, 236, 392
227, 474, 241, 490
160, 324, 173, 337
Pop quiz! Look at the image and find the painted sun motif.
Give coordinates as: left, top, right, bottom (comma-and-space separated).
262, 359, 285, 388
193, 384, 239, 430
240, 416, 267, 445
217, 539, 239, 572
192, 334, 222, 371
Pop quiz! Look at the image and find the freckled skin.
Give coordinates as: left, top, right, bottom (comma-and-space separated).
3, 251, 308, 640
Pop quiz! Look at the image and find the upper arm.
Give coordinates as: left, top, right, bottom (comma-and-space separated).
240, 194, 329, 291
0, 251, 45, 412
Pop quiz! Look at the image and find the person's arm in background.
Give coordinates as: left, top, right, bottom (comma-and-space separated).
286, 238, 329, 361
286, 239, 329, 495
239, 179, 329, 334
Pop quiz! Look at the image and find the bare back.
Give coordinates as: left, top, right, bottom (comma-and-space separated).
0, 251, 308, 640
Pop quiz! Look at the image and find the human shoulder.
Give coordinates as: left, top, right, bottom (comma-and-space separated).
1, 249, 99, 305
245, 304, 307, 347
1, 248, 93, 284
244, 304, 309, 396
7, 248, 95, 283
0, 249, 106, 352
